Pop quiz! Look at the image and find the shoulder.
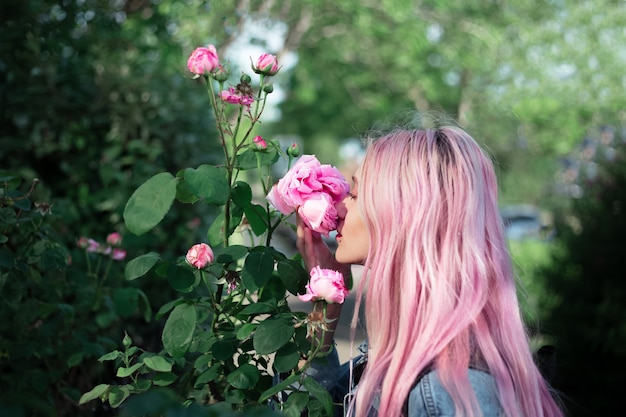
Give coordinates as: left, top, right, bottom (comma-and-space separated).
407, 369, 503, 417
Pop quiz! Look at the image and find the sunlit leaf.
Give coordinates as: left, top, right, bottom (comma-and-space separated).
183, 165, 228, 205
124, 172, 177, 236
78, 384, 110, 405
143, 355, 172, 372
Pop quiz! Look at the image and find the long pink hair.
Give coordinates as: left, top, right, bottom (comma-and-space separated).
352, 127, 562, 417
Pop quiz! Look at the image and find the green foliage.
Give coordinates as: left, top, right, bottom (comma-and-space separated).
508, 238, 562, 346
541, 141, 626, 416
0, 172, 150, 415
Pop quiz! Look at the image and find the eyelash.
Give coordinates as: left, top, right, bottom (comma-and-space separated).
348, 192, 357, 200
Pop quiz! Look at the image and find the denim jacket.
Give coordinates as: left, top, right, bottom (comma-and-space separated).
307, 344, 504, 417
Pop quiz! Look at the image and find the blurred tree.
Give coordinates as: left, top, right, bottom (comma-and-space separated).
540, 136, 626, 416
1, 0, 221, 256
0, 1, 224, 415
180, 0, 626, 206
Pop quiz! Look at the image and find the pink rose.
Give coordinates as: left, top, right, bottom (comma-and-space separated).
186, 243, 214, 269
253, 135, 267, 150
297, 193, 338, 236
187, 46, 220, 75
298, 266, 348, 304
86, 239, 100, 253
220, 87, 254, 107
266, 155, 349, 236
112, 248, 127, 261
253, 53, 280, 76
77, 237, 89, 249
106, 232, 122, 247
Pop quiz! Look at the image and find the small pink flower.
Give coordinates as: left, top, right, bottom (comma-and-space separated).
186, 243, 214, 269
253, 53, 280, 76
86, 239, 100, 253
220, 87, 254, 107
253, 135, 267, 150
77, 237, 89, 249
298, 266, 348, 304
106, 232, 122, 247
266, 155, 349, 236
187, 45, 220, 75
112, 248, 127, 261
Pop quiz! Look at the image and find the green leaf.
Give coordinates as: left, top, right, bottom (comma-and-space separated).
14, 197, 31, 211
207, 212, 225, 247
242, 249, 274, 291
236, 323, 257, 340
155, 298, 184, 320
274, 343, 300, 373
244, 204, 269, 235
253, 316, 294, 355
167, 264, 197, 293
284, 392, 310, 417
131, 379, 152, 391
227, 363, 260, 389
195, 364, 221, 387
152, 372, 178, 387
259, 373, 300, 403
213, 245, 248, 264
175, 169, 200, 203
108, 385, 130, 408
124, 172, 177, 236
239, 301, 277, 316
98, 350, 123, 362
79, 384, 110, 405
183, 165, 229, 205
125, 252, 160, 280
143, 356, 172, 372
162, 303, 197, 358
302, 376, 333, 417
116, 362, 143, 378
212, 337, 238, 361
231, 181, 252, 207
236, 148, 279, 170
277, 260, 308, 295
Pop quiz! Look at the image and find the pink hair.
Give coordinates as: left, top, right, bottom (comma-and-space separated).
352, 127, 562, 417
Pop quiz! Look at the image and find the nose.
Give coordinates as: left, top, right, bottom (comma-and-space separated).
335, 198, 347, 219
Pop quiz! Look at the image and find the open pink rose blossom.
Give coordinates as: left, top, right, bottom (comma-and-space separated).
298, 266, 348, 304
186, 243, 214, 269
266, 155, 349, 236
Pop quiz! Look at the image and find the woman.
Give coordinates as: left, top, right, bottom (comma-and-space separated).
296, 126, 563, 417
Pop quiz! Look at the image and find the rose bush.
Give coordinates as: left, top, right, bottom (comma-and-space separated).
80, 44, 348, 417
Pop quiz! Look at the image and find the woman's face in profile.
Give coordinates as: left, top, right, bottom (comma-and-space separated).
334, 166, 369, 264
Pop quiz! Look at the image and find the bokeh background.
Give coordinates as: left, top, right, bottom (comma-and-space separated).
1, 0, 625, 416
